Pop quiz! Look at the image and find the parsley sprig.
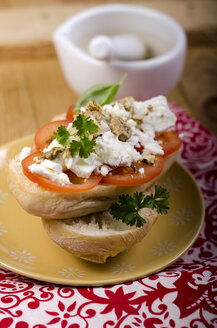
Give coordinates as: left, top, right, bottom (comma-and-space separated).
73, 114, 98, 137
54, 114, 98, 159
54, 126, 70, 147
110, 185, 170, 228
70, 135, 96, 159
70, 114, 98, 158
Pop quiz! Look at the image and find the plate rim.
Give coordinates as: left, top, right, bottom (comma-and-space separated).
0, 136, 205, 286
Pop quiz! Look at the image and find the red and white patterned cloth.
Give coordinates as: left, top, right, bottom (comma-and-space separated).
0, 104, 216, 328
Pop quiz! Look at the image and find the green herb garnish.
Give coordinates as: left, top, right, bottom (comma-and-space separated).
70, 114, 98, 158
110, 185, 170, 228
70, 137, 96, 159
72, 113, 99, 137
75, 74, 127, 111
54, 125, 70, 147
53, 114, 98, 159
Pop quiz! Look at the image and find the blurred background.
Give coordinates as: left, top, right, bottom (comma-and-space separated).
0, 0, 216, 147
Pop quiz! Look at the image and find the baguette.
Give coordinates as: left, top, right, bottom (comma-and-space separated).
8, 150, 178, 219
42, 205, 158, 263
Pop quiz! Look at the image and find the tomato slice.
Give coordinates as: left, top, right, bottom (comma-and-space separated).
155, 131, 181, 158
101, 156, 164, 186
35, 120, 72, 151
21, 151, 102, 193
66, 105, 75, 120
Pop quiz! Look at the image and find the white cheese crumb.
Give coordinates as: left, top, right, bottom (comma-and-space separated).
64, 153, 101, 179
134, 129, 164, 156
141, 95, 176, 132
80, 106, 86, 113
98, 165, 111, 176
95, 131, 141, 167
103, 103, 131, 121
128, 135, 140, 147
126, 118, 137, 129
19, 147, 31, 163
43, 138, 63, 153
100, 120, 110, 133
29, 161, 71, 184
40, 160, 62, 173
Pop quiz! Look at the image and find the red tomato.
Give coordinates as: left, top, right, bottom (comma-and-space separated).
21, 151, 102, 193
101, 156, 164, 186
35, 120, 72, 151
66, 105, 75, 120
155, 131, 181, 158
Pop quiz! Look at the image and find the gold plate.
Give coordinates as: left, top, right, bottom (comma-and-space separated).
0, 136, 205, 286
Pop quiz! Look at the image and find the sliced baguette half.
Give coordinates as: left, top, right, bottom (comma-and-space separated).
8, 151, 178, 219
42, 206, 158, 263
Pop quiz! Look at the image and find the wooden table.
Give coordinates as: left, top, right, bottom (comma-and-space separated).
0, 0, 217, 147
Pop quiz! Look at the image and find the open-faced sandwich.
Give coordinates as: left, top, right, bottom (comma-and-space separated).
8, 76, 181, 263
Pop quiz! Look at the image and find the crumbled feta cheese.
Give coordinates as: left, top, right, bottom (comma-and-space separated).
67, 122, 73, 131
103, 103, 131, 121
100, 120, 110, 133
43, 138, 63, 153
67, 122, 79, 136
133, 101, 148, 117
29, 162, 71, 184
139, 168, 144, 174
145, 154, 155, 163
29, 95, 177, 180
95, 131, 141, 167
19, 147, 31, 163
80, 106, 86, 113
128, 135, 140, 147
64, 153, 101, 179
126, 119, 137, 129
141, 96, 176, 132
40, 160, 62, 173
98, 165, 111, 176
134, 129, 164, 156
145, 141, 164, 155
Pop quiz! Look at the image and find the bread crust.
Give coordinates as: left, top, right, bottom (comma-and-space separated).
42, 207, 158, 263
8, 151, 178, 219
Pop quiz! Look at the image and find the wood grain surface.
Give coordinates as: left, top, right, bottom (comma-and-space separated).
0, 0, 216, 147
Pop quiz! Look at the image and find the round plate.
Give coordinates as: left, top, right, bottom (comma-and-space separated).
0, 136, 205, 286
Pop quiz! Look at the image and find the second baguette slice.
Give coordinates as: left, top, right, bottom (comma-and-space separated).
42, 207, 158, 263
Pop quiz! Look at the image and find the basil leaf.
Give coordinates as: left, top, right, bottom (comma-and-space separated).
75, 74, 127, 110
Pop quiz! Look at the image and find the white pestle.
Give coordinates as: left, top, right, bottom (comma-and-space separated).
88, 34, 147, 61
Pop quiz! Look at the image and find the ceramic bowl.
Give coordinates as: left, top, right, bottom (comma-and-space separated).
53, 4, 187, 100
